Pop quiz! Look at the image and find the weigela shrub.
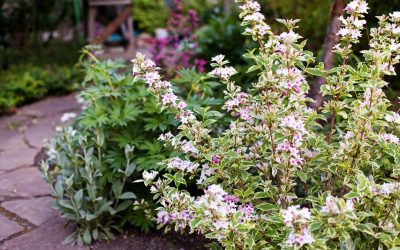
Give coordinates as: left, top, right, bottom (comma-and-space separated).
132, 0, 400, 249
41, 48, 222, 245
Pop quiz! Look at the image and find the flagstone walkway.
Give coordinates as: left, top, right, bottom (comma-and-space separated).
0, 95, 203, 250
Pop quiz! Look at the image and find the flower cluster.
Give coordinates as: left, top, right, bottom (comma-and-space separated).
282, 206, 314, 247
132, 53, 195, 126
192, 185, 256, 239
320, 195, 354, 215
167, 157, 199, 173
334, 0, 368, 58
209, 55, 237, 82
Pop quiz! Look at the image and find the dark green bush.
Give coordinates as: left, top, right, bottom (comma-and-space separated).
0, 64, 81, 113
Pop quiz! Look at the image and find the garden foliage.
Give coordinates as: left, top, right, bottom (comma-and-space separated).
41, 48, 222, 245
132, 0, 400, 249
0, 64, 80, 114
132, 0, 169, 34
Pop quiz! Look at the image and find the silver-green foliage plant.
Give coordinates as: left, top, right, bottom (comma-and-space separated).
41, 48, 223, 245
132, 0, 400, 249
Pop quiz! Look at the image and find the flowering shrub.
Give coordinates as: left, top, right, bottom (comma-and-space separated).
151, 0, 206, 78
133, 0, 400, 249
41, 48, 222, 245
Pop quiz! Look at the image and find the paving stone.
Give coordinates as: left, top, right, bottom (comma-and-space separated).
2, 197, 58, 226
0, 147, 38, 171
1, 217, 88, 250
18, 94, 80, 118
0, 214, 23, 241
0, 167, 49, 199
0, 130, 24, 152
23, 123, 55, 149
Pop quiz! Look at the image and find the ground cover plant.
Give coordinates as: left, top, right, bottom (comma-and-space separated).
41, 47, 223, 245
132, 0, 400, 249
0, 40, 83, 114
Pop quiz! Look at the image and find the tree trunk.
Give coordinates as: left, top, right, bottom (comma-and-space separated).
309, 0, 345, 110
224, 0, 233, 16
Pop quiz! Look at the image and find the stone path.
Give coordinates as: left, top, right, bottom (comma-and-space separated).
0, 94, 83, 249
0, 95, 205, 250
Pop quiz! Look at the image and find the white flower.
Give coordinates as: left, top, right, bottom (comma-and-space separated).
167, 157, 199, 173
380, 133, 399, 144
338, 28, 350, 36
207, 184, 227, 196
321, 195, 340, 214
161, 92, 178, 106
379, 182, 400, 195
282, 205, 311, 227
239, 1, 261, 12
60, 112, 77, 122
279, 31, 301, 43
181, 141, 198, 154
142, 170, 158, 182
210, 66, 237, 80
354, 19, 366, 28
385, 112, 400, 124
255, 24, 270, 36
286, 227, 314, 247
390, 11, 400, 21
211, 54, 225, 64
345, 199, 354, 212
243, 12, 265, 22
345, 0, 368, 14
144, 71, 160, 86
281, 114, 306, 134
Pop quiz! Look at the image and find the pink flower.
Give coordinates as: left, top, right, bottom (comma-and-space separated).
380, 133, 399, 144
167, 157, 199, 172
282, 205, 311, 227
243, 12, 265, 22
321, 195, 340, 214
181, 141, 198, 154
177, 101, 187, 109
286, 226, 314, 247
211, 155, 220, 164
281, 114, 306, 133
161, 92, 178, 106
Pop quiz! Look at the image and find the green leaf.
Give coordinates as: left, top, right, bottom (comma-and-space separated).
83, 228, 92, 245
297, 172, 307, 183
58, 200, 75, 210
254, 192, 270, 199
256, 203, 278, 211
125, 162, 136, 177
309, 222, 322, 232
115, 200, 132, 212
306, 68, 325, 77
119, 192, 136, 200
245, 235, 255, 248
190, 217, 202, 228
343, 192, 359, 199
55, 180, 64, 197
74, 189, 83, 204
357, 224, 375, 236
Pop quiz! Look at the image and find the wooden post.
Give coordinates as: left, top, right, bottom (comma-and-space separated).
92, 6, 131, 44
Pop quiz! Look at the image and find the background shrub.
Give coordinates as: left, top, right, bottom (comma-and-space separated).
42, 48, 223, 245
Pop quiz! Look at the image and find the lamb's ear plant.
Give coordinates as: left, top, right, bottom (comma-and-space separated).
133, 0, 400, 249
41, 47, 223, 245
